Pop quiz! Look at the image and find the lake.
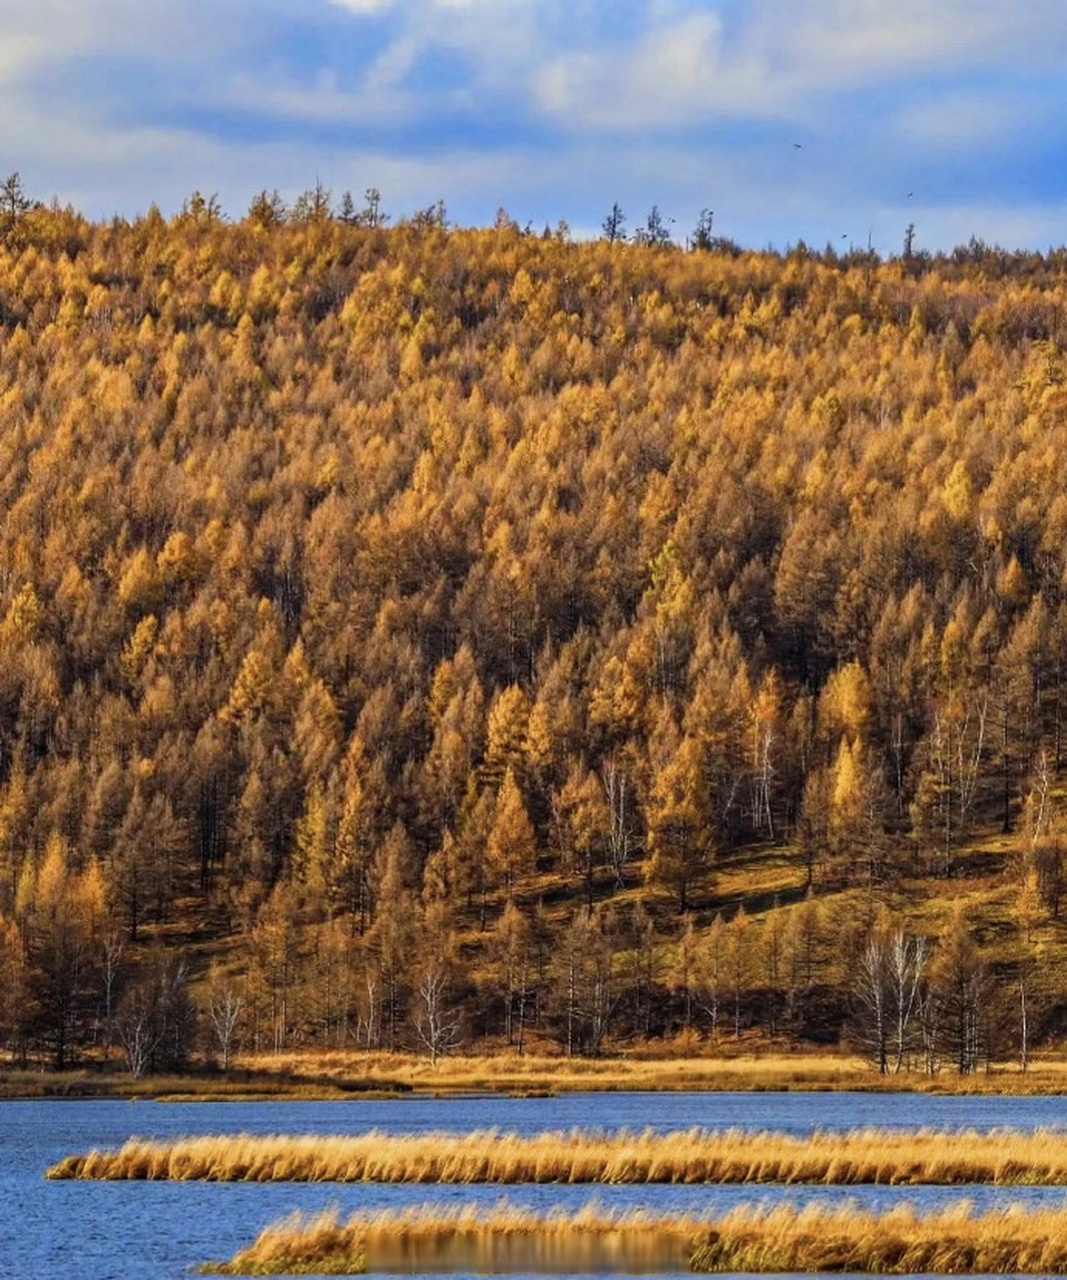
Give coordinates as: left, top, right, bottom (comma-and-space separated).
5, 1090, 1067, 1278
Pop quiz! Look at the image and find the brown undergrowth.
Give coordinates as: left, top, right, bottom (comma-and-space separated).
201, 1200, 1067, 1275
47, 1125, 1067, 1184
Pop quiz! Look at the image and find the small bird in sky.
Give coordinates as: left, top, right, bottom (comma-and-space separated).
907, 191, 914, 198
792, 142, 803, 149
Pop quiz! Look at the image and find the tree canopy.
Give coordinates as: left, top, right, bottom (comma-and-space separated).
0, 197, 1065, 1066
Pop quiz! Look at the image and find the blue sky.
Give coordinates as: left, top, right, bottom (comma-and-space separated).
5, 0, 1067, 252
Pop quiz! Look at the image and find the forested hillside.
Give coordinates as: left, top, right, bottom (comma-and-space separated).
1, 189, 1066, 1073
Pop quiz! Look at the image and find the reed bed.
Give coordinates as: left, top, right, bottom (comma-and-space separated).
201, 1203, 703, 1275
48, 1125, 1067, 1185
688, 1200, 1067, 1273
202, 1200, 1067, 1274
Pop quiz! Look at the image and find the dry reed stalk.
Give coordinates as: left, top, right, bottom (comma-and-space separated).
689, 1200, 1067, 1273
49, 1125, 1067, 1185
201, 1204, 698, 1275
201, 1200, 1067, 1275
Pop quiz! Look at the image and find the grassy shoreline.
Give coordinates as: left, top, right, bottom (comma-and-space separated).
10, 1048, 1067, 1101
0, 1066, 411, 1102
47, 1125, 1067, 1185
202, 1201, 1067, 1275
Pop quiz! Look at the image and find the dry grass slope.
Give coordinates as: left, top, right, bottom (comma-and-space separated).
50, 1125, 1067, 1185
17, 1049, 1067, 1101
242, 1049, 1067, 1097
237, 1049, 883, 1094
201, 1201, 1067, 1275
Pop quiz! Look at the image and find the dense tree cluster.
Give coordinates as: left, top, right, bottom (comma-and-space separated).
0, 191, 1065, 1068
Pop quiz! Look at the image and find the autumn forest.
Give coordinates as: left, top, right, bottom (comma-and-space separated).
2, 182, 1067, 1076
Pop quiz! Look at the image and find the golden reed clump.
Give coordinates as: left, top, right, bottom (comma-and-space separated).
48, 1125, 1067, 1185
201, 1200, 1067, 1275
201, 1203, 699, 1275
687, 1200, 1067, 1274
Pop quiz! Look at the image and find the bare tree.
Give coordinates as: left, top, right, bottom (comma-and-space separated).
117, 999, 159, 1078
115, 952, 194, 1076
852, 932, 890, 1073
205, 974, 244, 1070
100, 928, 125, 1057
695, 913, 724, 1036
602, 757, 636, 886
413, 960, 462, 1064
911, 698, 988, 875
887, 929, 929, 1072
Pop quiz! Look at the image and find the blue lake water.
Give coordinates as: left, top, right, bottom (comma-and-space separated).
5, 1090, 1067, 1279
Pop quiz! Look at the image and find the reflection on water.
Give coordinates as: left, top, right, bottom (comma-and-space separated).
365, 1230, 692, 1274
4, 1091, 1067, 1279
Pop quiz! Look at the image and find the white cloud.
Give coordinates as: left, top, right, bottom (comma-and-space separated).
0, 0, 1064, 252
894, 89, 1045, 149
315, 0, 547, 111
536, 12, 773, 128
326, 0, 508, 15
767, 0, 1067, 87
535, 0, 1067, 131
328, 0, 395, 11
0, 1, 208, 67
363, 32, 424, 98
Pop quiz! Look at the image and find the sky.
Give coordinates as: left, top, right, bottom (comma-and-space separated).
4, 0, 1067, 254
